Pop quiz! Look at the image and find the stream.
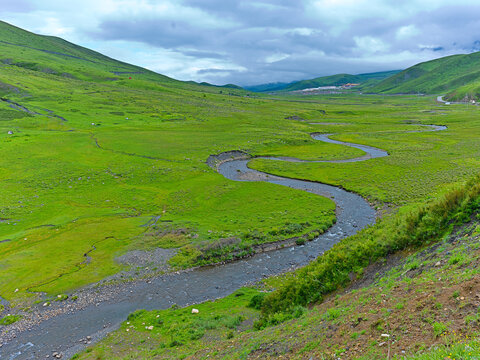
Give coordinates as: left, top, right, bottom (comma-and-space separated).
0, 125, 445, 359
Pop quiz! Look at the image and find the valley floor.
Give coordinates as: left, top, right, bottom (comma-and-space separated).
76, 215, 480, 360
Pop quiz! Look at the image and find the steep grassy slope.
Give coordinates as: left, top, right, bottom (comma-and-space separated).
0, 21, 244, 94
370, 52, 480, 99
0, 20, 171, 82
280, 70, 400, 92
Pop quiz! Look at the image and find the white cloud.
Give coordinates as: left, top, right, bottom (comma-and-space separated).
265, 53, 290, 63
40, 17, 73, 36
396, 25, 419, 40
354, 36, 390, 55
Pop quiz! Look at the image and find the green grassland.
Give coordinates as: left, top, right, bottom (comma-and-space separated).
0, 62, 346, 302
2, 48, 480, 307
250, 95, 480, 205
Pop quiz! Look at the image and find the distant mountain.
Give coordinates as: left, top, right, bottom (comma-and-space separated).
278, 70, 401, 92
187, 81, 243, 90
243, 82, 291, 92
370, 52, 480, 100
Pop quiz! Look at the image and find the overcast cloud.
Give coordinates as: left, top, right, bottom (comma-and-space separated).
2, 0, 480, 85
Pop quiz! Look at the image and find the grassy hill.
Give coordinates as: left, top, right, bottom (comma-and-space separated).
278, 70, 400, 92
370, 51, 480, 100
0, 20, 172, 82
0, 20, 246, 94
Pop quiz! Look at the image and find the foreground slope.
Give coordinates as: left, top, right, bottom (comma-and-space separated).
77, 178, 480, 359
370, 51, 480, 100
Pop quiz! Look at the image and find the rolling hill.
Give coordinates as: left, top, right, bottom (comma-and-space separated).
243, 71, 400, 93
279, 70, 401, 92
370, 51, 480, 100
0, 20, 245, 94
243, 82, 292, 92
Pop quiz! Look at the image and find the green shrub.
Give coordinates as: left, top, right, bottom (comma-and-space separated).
127, 309, 146, 321
0, 314, 21, 325
248, 293, 266, 310
433, 322, 447, 337
295, 238, 306, 245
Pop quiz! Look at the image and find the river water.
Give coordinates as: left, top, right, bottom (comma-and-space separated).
1, 126, 446, 359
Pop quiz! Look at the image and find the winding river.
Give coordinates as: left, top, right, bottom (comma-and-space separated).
0, 125, 446, 360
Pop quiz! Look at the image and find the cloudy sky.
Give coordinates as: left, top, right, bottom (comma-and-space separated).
2, 0, 480, 85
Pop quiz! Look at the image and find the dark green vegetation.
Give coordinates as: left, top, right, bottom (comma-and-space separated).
371, 51, 480, 100
77, 184, 480, 359
279, 70, 400, 92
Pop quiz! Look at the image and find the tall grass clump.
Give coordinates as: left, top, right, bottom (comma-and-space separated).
260, 175, 480, 320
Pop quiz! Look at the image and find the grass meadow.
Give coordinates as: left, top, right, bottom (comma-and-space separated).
1, 59, 480, 306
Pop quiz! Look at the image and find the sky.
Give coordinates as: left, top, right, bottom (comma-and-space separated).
2, 0, 480, 86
